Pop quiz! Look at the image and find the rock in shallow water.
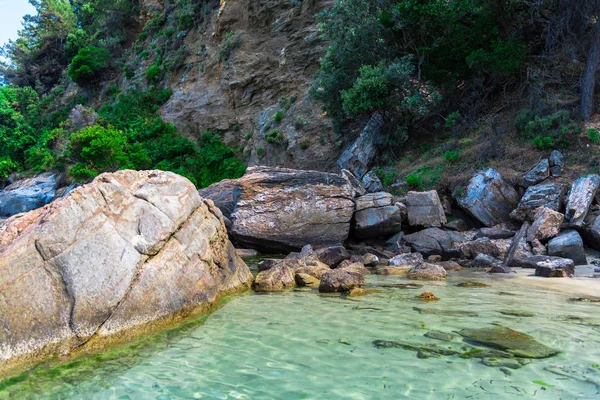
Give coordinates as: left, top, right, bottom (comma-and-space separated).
547, 230, 587, 266
0, 170, 253, 375
407, 263, 447, 281
319, 269, 364, 293
458, 327, 560, 358
253, 266, 296, 292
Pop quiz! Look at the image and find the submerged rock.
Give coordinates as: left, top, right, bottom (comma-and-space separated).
458, 327, 560, 358
455, 168, 520, 227
500, 310, 536, 317
413, 307, 479, 317
199, 166, 355, 252
0, 170, 253, 375
456, 282, 491, 287
372, 340, 460, 357
417, 291, 440, 301
424, 331, 455, 342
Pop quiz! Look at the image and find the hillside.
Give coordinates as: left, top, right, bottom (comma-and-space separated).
2, 0, 600, 194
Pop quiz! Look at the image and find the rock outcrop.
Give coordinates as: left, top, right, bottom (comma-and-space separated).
199, 166, 355, 251
337, 112, 384, 179
0, 170, 253, 376
526, 207, 564, 242
455, 168, 520, 227
353, 192, 403, 239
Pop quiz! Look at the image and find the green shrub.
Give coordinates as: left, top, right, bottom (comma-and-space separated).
69, 125, 132, 173
265, 130, 285, 145
256, 147, 266, 156
146, 64, 161, 83
68, 46, 110, 85
443, 150, 461, 163
273, 111, 284, 123
217, 30, 242, 61
406, 173, 422, 187
375, 167, 397, 186
0, 157, 19, 180
588, 128, 600, 144
531, 135, 554, 150
515, 109, 579, 148
244, 132, 254, 140
300, 139, 310, 150
69, 162, 99, 181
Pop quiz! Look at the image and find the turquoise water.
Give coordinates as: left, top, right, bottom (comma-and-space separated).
1, 270, 600, 400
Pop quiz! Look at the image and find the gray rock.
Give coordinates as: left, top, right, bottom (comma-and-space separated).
457, 238, 504, 259
535, 258, 575, 278
406, 190, 447, 228
361, 170, 384, 193
476, 227, 515, 240
316, 246, 351, 268
473, 254, 500, 269
455, 168, 520, 227
199, 167, 355, 252
445, 218, 471, 232
389, 252, 424, 268
407, 263, 447, 281
353, 193, 402, 239
510, 183, 567, 221
319, 270, 364, 293
580, 213, 600, 251
503, 223, 531, 270
516, 255, 567, 269
403, 228, 457, 259
0, 170, 253, 374
564, 175, 600, 227
337, 112, 384, 179
0, 173, 61, 218
523, 159, 550, 187
257, 259, 282, 272
549, 150, 564, 177
548, 230, 587, 266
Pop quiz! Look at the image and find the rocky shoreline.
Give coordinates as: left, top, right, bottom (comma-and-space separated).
1, 152, 600, 378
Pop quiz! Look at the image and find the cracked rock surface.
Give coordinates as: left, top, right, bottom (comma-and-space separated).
0, 170, 253, 376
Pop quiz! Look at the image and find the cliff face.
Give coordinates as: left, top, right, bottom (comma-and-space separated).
154, 0, 340, 171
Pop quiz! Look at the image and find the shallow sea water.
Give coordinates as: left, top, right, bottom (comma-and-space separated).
1, 268, 600, 400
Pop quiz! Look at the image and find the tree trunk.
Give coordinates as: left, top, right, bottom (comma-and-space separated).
582, 18, 600, 121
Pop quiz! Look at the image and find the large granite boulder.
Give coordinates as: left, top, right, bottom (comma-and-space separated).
548, 230, 587, 265
0, 170, 253, 376
199, 167, 355, 252
526, 207, 564, 242
406, 190, 447, 228
455, 168, 520, 227
0, 173, 68, 218
522, 159, 550, 187
564, 175, 600, 227
403, 228, 458, 259
510, 183, 567, 221
353, 192, 403, 239
337, 112, 384, 179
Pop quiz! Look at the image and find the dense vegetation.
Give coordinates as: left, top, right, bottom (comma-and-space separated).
0, 0, 244, 187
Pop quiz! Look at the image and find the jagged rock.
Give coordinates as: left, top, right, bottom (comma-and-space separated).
458, 238, 503, 259
338, 262, 371, 275
535, 258, 575, 278
548, 230, 587, 265
253, 266, 296, 292
359, 253, 380, 267
473, 254, 500, 269
407, 263, 447, 281
522, 159, 550, 187
403, 228, 457, 259
341, 169, 367, 198
503, 223, 532, 269
198, 179, 240, 219
0, 170, 253, 375
549, 150, 564, 177
257, 259, 282, 272
199, 167, 355, 252
361, 170, 384, 193
581, 213, 600, 251
455, 168, 520, 227
285, 244, 321, 266
445, 218, 471, 232
295, 263, 331, 280
531, 239, 547, 255
295, 273, 320, 287
476, 227, 515, 240
510, 183, 567, 221
337, 112, 384, 179
527, 207, 564, 242
379, 252, 424, 275
316, 246, 351, 268
353, 192, 403, 239
565, 175, 600, 227
0, 173, 66, 218
406, 190, 447, 228
319, 270, 364, 293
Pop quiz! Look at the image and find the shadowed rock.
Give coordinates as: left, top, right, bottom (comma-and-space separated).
510, 183, 567, 222
548, 230, 587, 265
564, 174, 600, 227
353, 192, 403, 239
522, 159, 550, 187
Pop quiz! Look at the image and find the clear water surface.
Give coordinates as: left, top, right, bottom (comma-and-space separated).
1, 265, 599, 400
